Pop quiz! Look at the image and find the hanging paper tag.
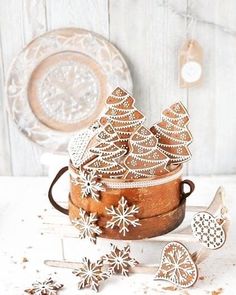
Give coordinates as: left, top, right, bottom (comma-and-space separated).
179, 40, 203, 88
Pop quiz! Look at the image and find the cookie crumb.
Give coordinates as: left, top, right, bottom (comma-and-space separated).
211, 288, 223, 295
162, 286, 177, 291
22, 257, 29, 263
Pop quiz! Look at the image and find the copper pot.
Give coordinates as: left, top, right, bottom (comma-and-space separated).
49, 164, 194, 240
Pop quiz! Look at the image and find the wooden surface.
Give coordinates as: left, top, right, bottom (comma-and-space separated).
0, 174, 235, 294
1, 0, 236, 176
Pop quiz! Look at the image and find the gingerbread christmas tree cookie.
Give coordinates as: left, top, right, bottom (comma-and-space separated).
162, 102, 190, 127
96, 123, 120, 143
84, 124, 126, 178
150, 102, 192, 165
100, 87, 145, 149
124, 126, 169, 179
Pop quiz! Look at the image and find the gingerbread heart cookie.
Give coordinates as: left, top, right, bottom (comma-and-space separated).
155, 241, 198, 288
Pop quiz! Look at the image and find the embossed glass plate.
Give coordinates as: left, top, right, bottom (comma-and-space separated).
6, 28, 133, 153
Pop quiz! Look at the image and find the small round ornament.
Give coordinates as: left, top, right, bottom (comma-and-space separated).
191, 211, 226, 250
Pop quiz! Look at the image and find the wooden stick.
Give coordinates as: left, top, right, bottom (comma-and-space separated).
139, 234, 197, 243
44, 259, 157, 274
186, 205, 207, 212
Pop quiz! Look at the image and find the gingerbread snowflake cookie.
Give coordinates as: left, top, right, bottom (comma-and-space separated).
72, 208, 102, 244
124, 126, 169, 178
105, 196, 140, 236
103, 244, 138, 276
100, 87, 145, 149
150, 102, 192, 165
71, 169, 104, 202
25, 277, 63, 294
73, 257, 110, 292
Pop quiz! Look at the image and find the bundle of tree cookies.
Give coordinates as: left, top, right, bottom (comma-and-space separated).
69, 87, 192, 179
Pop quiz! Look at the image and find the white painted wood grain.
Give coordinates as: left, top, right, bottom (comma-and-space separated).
22, 0, 47, 42
186, 0, 236, 175
0, 0, 236, 176
0, 36, 12, 175
0, 0, 47, 176
46, 0, 109, 37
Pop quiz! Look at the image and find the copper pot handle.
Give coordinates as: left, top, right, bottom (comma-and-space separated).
180, 179, 195, 200
48, 166, 69, 215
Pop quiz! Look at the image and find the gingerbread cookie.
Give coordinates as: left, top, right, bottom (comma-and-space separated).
150, 102, 192, 165
162, 102, 190, 127
84, 124, 126, 178
68, 121, 101, 167
155, 242, 198, 288
124, 126, 169, 179
96, 123, 119, 143
100, 87, 145, 149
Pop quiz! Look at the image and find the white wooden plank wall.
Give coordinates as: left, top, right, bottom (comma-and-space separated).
0, 0, 235, 176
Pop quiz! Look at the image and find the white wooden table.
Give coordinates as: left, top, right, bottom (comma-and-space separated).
0, 175, 235, 294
